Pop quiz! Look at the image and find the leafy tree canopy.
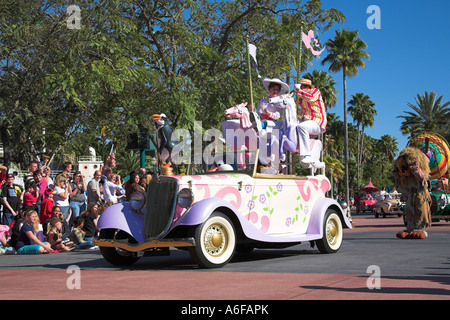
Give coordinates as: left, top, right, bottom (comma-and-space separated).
0, 0, 345, 167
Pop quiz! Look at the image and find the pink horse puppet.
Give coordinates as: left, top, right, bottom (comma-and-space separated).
223, 103, 258, 168
223, 103, 279, 171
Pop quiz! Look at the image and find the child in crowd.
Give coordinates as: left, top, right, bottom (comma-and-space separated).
0, 225, 15, 255
40, 188, 55, 225
69, 216, 93, 249
23, 181, 39, 212
47, 219, 75, 252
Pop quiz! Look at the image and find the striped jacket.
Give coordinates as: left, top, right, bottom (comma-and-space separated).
297, 88, 327, 131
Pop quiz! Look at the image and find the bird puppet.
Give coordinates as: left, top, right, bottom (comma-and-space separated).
152, 113, 176, 169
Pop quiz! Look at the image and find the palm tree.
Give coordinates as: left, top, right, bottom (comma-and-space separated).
398, 91, 450, 138
348, 93, 376, 189
115, 150, 141, 177
377, 134, 398, 163
322, 29, 369, 213
323, 113, 343, 158
324, 155, 344, 199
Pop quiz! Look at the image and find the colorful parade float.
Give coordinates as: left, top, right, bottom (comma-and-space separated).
94, 33, 353, 268
94, 98, 353, 268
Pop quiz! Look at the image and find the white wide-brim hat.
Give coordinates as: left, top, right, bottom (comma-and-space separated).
261, 77, 290, 95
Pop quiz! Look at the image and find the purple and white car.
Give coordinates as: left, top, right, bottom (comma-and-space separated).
95, 150, 352, 268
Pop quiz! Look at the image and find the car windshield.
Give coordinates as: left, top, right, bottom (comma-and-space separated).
189, 149, 259, 176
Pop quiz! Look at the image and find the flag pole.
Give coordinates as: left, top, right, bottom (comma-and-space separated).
297, 22, 303, 84
245, 36, 254, 112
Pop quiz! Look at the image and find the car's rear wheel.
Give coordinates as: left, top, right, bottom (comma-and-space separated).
99, 229, 140, 266
189, 212, 236, 268
315, 210, 343, 254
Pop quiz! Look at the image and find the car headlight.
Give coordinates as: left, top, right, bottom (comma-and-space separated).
130, 191, 146, 211
177, 188, 194, 208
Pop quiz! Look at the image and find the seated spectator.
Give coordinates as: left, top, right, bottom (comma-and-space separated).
15, 210, 53, 254
43, 206, 71, 241
47, 219, 75, 252
8, 210, 26, 249
69, 216, 93, 249
81, 202, 99, 243
0, 225, 15, 254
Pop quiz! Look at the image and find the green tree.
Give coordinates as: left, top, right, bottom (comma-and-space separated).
348, 93, 376, 189
398, 91, 450, 139
0, 0, 346, 169
322, 29, 369, 211
0, 0, 149, 166
324, 155, 344, 198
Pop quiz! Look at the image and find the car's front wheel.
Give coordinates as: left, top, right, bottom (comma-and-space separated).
189, 212, 236, 268
99, 229, 140, 266
315, 209, 343, 254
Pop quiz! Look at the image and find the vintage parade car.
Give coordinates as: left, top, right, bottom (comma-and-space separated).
359, 196, 377, 212
95, 150, 353, 268
373, 193, 405, 218
430, 191, 450, 222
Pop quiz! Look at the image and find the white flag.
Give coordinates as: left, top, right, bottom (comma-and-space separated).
248, 43, 261, 78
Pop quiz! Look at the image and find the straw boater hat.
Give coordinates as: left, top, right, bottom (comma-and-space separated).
261, 77, 290, 95
299, 78, 315, 89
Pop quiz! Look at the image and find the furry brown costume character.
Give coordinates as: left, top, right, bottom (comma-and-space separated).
392, 147, 431, 239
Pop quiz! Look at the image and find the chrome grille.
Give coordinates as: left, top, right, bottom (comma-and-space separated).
144, 178, 178, 239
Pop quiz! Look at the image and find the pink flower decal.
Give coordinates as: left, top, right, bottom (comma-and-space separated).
245, 184, 252, 193
247, 200, 255, 210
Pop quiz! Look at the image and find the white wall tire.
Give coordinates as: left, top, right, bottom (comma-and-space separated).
189, 212, 236, 268
315, 210, 343, 254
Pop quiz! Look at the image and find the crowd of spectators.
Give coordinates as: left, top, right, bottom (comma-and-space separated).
0, 158, 153, 255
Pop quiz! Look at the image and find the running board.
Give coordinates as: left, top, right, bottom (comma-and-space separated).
94, 237, 196, 252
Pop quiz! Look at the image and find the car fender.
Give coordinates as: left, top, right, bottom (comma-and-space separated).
97, 202, 146, 243
306, 197, 353, 237
177, 197, 241, 227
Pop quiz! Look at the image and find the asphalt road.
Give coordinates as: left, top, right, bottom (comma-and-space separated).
1, 213, 450, 302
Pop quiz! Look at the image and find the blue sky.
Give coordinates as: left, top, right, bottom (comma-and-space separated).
302, 0, 450, 151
